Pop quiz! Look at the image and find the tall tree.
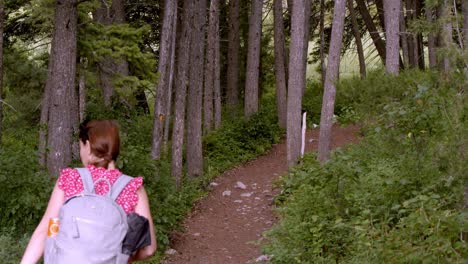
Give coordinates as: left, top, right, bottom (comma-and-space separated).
400, 4, 410, 67
226, 0, 240, 108
441, 0, 453, 74
163, 6, 178, 147
204, 0, 219, 134
213, 1, 221, 130
348, 0, 366, 78
286, 0, 310, 167
384, 0, 401, 74
273, 0, 287, 129
186, 0, 207, 178
171, 0, 193, 188
244, 0, 263, 118
318, 0, 346, 163
94, 0, 129, 106
43, 0, 78, 176
356, 0, 386, 63
426, 3, 437, 68
151, 0, 178, 160
463, 0, 468, 48
0, 0, 4, 144
319, 0, 326, 85
405, 0, 419, 68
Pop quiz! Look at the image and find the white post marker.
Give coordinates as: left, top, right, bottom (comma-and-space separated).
301, 112, 307, 158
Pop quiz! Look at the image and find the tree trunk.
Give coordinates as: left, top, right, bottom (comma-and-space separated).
273, 0, 287, 129
348, 0, 366, 78
163, 7, 178, 148
375, 0, 386, 32
45, 0, 78, 176
384, 0, 401, 74
226, 0, 240, 108
317, 0, 346, 163
406, 0, 419, 68
204, 0, 219, 135
186, 0, 207, 178
171, 0, 193, 188
213, 0, 222, 129
463, 0, 468, 49
301, 0, 311, 97
426, 5, 437, 68
286, 0, 310, 167
94, 0, 129, 106
441, 0, 452, 74
0, 0, 4, 144
356, 0, 386, 63
415, 1, 424, 70
319, 0, 326, 85
400, 4, 410, 68
152, 0, 178, 160
244, 0, 263, 118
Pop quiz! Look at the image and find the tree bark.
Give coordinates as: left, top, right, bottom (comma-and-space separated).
244, 0, 263, 118
204, 0, 219, 135
375, 0, 386, 30
226, 0, 240, 108
152, 0, 178, 160
400, 4, 410, 68
319, 0, 326, 85
463, 0, 468, 49
213, 0, 222, 129
356, 0, 386, 63
441, 0, 452, 74
406, 0, 419, 68
318, 0, 346, 163
286, 0, 310, 167
163, 7, 178, 148
186, 0, 207, 178
273, 0, 287, 129
426, 5, 437, 68
415, 1, 424, 69
171, 0, 193, 188
45, 0, 78, 176
0, 0, 4, 144
384, 0, 401, 74
348, 0, 366, 78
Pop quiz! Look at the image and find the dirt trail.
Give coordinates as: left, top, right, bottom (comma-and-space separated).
162, 125, 360, 264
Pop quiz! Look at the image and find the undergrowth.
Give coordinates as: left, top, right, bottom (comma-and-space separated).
263, 70, 467, 263
0, 101, 282, 263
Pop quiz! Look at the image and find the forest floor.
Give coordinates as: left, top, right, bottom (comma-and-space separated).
162, 124, 361, 264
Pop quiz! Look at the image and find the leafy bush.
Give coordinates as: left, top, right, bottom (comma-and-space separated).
264, 71, 467, 263
1, 96, 283, 263
204, 105, 282, 172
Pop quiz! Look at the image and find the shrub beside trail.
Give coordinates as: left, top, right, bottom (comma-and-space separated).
264, 70, 467, 263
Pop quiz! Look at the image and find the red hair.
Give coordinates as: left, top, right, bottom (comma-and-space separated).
79, 120, 120, 168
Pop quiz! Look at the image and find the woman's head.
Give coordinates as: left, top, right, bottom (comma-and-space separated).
78, 120, 120, 168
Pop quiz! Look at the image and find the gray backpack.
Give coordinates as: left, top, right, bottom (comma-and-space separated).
44, 168, 133, 264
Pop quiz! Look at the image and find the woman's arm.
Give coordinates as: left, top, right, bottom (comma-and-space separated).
131, 186, 157, 261
21, 182, 65, 264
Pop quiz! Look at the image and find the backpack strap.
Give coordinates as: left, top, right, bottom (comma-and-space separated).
110, 174, 133, 201
76, 167, 94, 194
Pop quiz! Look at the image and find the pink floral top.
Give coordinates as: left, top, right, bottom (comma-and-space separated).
58, 165, 143, 214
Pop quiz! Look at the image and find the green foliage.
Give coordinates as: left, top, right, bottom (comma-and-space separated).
264, 71, 467, 263
302, 80, 324, 125
204, 105, 282, 173
0, 143, 53, 236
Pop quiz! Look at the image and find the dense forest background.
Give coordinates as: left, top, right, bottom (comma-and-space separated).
0, 0, 466, 263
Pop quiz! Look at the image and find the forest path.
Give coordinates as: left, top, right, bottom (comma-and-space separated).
162, 125, 361, 264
